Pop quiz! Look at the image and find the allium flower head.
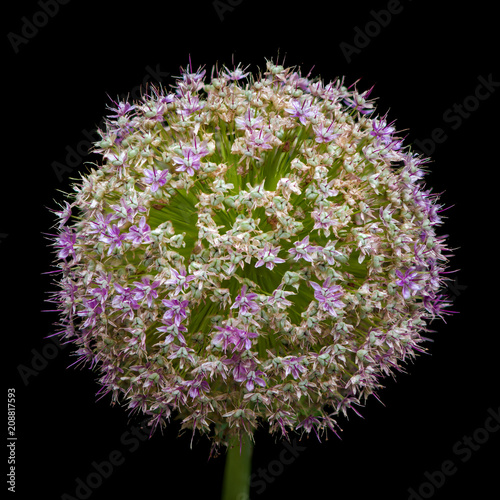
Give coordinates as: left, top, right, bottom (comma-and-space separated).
48, 58, 454, 452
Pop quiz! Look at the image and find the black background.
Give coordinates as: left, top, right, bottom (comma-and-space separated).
4, 1, 499, 499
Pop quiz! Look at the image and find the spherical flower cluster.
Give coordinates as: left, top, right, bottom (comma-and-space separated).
48, 59, 453, 451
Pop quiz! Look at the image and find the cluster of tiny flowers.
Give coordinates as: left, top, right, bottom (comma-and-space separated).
48, 59, 453, 451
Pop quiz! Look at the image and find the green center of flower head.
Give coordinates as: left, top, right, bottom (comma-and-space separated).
51, 59, 452, 449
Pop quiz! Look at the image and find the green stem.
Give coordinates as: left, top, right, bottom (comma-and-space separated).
221, 433, 254, 500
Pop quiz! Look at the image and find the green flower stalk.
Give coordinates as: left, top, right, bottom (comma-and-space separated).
48, 58, 453, 496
